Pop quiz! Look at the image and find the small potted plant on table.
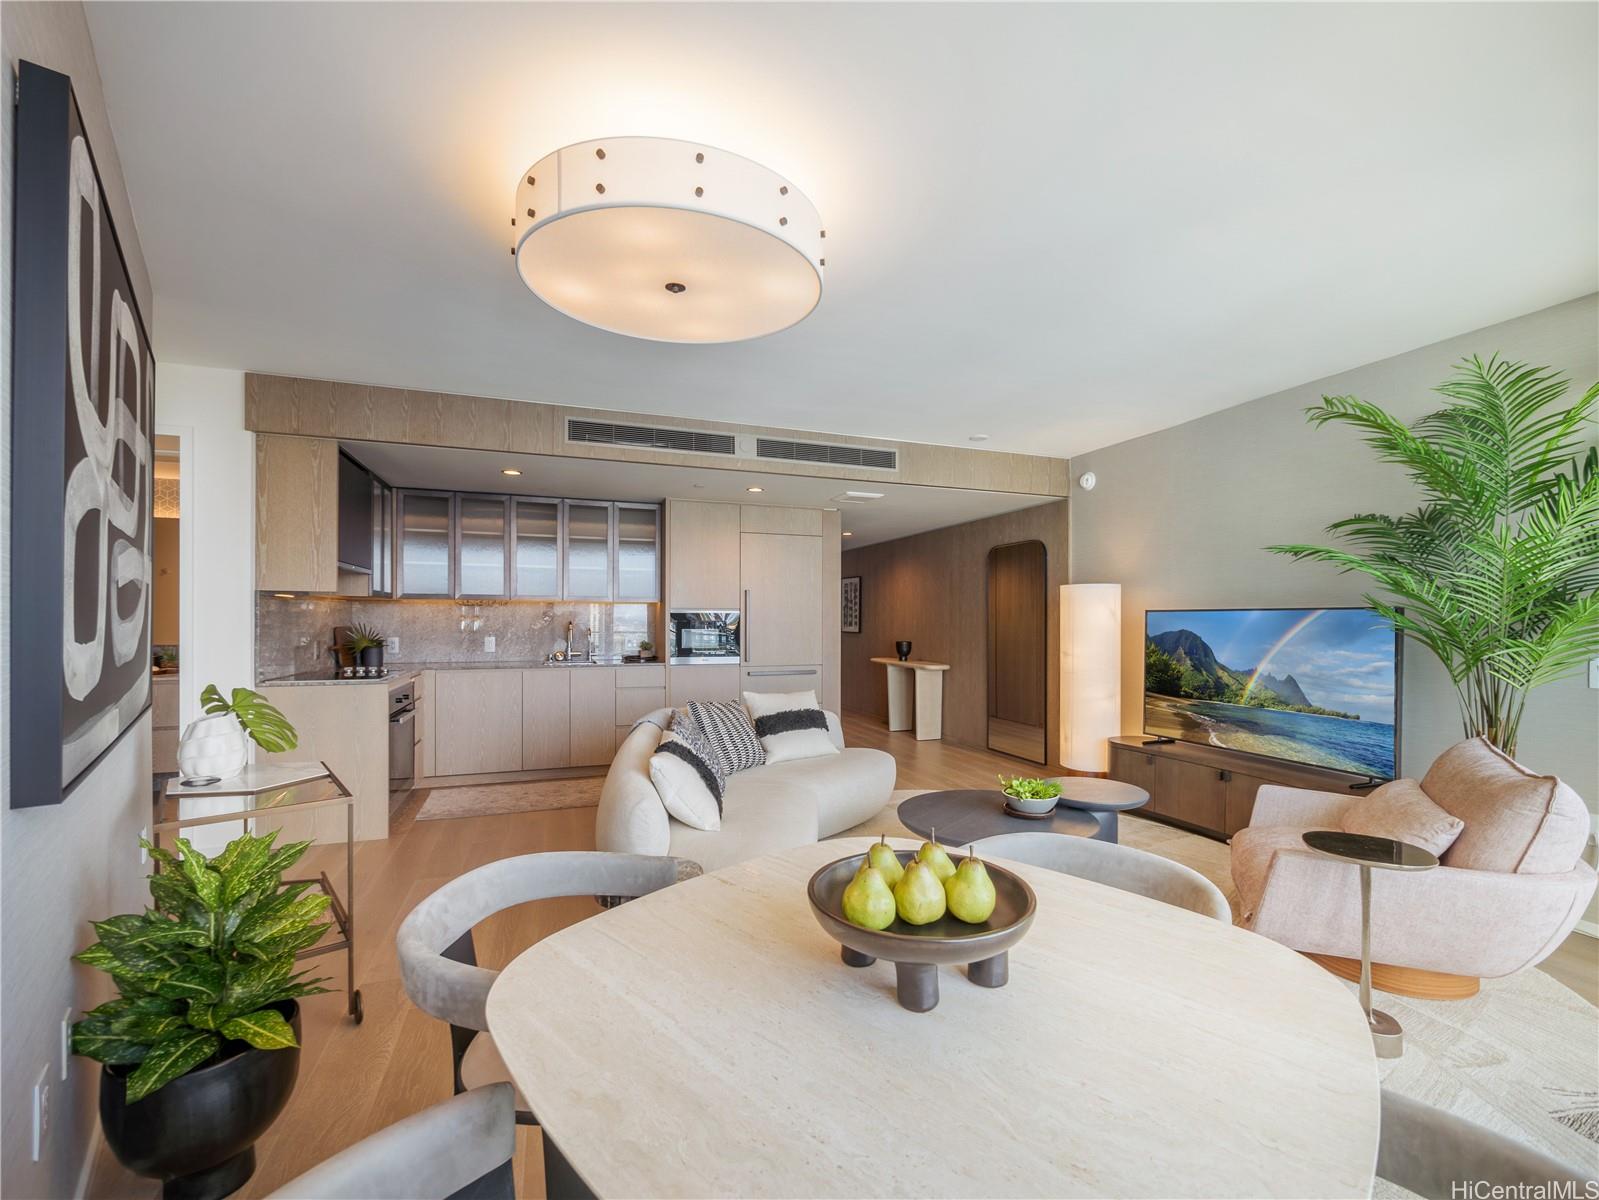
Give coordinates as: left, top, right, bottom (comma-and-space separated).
73, 831, 330, 1200
342, 623, 387, 672
998, 774, 1062, 816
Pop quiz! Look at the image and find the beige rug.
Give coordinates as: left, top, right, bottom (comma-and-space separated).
838, 791, 1599, 1171
415, 776, 603, 821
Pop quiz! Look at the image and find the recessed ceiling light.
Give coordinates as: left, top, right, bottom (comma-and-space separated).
746, 486, 764, 493
501, 468, 523, 476
968, 434, 990, 442
842, 531, 854, 538
514, 137, 823, 343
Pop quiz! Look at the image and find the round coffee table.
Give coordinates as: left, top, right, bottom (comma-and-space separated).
897, 789, 1104, 848
1051, 778, 1149, 842
1302, 830, 1439, 1059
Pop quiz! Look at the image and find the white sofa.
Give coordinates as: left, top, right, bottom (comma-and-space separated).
597, 708, 897, 871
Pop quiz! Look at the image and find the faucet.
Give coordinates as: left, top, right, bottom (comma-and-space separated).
565, 620, 576, 660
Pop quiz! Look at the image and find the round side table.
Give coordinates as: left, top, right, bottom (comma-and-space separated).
1302, 830, 1439, 1059
1050, 778, 1149, 842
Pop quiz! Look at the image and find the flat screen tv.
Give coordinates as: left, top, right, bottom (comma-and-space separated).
1144, 608, 1400, 780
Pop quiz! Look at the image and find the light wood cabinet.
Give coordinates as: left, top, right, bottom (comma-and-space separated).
740, 505, 823, 536
616, 686, 668, 726
668, 665, 740, 705
522, 669, 571, 770
667, 500, 742, 609
256, 434, 339, 592
416, 671, 435, 778
569, 667, 619, 766
740, 664, 823, 699
434, 670, 523, 775
1224, 771, 1274, 836
740, 533, 824, 666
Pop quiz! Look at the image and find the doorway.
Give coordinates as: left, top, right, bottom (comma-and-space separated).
986, 540, 1047, 763
152, 434, 182, 774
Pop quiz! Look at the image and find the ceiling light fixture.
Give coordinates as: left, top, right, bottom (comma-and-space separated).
501, 468, 523, 476
746, 486, 764, 493
968, 434, 990, 442
513, 138, 823, 343
842, 531, 854, 538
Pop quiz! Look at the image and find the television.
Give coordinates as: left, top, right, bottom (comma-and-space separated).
1143, 607, 1400, 780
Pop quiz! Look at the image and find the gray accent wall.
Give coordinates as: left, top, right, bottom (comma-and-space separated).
1069, 294, 1599, 814
2, 5, 154, 1196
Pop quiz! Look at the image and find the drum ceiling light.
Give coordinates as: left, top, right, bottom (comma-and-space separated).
513, 137, 824, 343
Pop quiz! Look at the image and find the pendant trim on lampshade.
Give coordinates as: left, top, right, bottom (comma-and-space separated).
513, 137, 824, 344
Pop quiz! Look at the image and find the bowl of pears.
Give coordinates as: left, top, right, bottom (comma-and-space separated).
806, 834, 1037, 1012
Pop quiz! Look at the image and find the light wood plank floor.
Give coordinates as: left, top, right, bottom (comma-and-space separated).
91, 713, 1597, 1197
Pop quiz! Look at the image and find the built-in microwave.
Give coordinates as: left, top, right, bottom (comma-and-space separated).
668, 610, 741, 664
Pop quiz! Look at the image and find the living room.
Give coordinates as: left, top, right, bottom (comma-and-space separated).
3, 3, 1596, 1198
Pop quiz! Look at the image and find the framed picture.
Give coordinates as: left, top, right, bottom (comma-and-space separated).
11, 62, 154, 806
841, 576, 862, 634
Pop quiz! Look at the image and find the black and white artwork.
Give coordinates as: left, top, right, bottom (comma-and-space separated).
11, 62, 153, 805
841, 576, 862, 634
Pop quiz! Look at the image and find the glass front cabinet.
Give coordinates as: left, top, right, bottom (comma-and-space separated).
456, 494, 511, 598
615, 503, 662, 601
396, 490, 454, 598
513, 499, 562, 599
564, 501, 614, 600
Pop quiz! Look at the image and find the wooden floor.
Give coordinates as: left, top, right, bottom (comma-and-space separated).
90, 712, 1598, 1197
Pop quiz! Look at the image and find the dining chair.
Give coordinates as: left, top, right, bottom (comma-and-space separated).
1376, 1088, 1598, 1199
264, 1083, 515, 1200
971, 831, 1232, 922
396, 850, 701, 1124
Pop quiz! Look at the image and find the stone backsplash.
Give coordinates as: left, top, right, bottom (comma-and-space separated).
255, 594, 659, 681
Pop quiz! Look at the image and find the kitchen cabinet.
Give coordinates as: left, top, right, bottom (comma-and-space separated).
569, 667, 619, 766
434, 670, 522, 775
514, 499, 562, 599
667, 500, 742, 609
740, 664, 823, 699
256, 435, 339, 592
522, 669, 572, 770
564, 501, 614, 600
615, 503, 662, 601
337, 451, 375, 572
740, 532, 824, 666
456, 494, 511, 598
668, 665, 740, 705
397, 490, 454, 597
740, 505, 824, 536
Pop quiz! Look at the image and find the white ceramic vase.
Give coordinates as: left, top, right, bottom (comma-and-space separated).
177, 712, 249, 780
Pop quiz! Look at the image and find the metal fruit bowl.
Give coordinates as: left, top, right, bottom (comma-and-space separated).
806, 850, 1036, 1012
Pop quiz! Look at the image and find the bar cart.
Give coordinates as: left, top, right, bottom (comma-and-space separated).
156, 762, 363, 1023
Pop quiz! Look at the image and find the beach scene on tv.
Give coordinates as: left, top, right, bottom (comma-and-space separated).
1144, 608, 1397, 779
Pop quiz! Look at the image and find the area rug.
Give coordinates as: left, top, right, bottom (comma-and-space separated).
837, 791, 1599, 1171
414, 776, 603, 821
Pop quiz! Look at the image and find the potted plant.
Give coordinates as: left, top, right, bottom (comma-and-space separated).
73, 831, 330, 1200
177, 686, 298, 781
342, 623, 386, 671
1270, 356, 1599, 756
638, 638, 656, 662
997, 774, 1062, 815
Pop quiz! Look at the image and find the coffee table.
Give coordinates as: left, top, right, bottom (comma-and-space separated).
1302, 830, 1439, 1059
1052, 777, 1150, 842
897, 788, 1106, 847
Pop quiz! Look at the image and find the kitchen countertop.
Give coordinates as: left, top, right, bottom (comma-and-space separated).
259, 659, 662, 686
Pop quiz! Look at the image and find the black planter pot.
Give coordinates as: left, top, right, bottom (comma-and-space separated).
100, 1001, 301, 1200
358, 645, 383, 671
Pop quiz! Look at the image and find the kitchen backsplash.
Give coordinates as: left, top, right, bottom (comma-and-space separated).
255, 594, 658, 680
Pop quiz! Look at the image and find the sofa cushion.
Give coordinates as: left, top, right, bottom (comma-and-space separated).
1423, 738, 1590, 873
750, 747, 898, 836
1341, 778, 1464, 857
683, 700, 765, 775
650, 727, 724, 832
668, 774, 820, 873
1229, 825, 1314, 924
742, 690, 839, 764
596, 717, 671, 857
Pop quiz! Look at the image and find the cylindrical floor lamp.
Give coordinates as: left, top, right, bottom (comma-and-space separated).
1061, 583, 1122, 773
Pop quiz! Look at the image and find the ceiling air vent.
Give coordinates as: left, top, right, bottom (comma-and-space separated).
755, 438, 898, 471
566, 418, 736, 457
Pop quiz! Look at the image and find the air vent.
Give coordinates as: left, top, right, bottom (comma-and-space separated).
755, 438, 898, 471
567, 419, 736, 457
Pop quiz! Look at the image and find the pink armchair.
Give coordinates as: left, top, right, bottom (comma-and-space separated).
1230, 738, 1595, 997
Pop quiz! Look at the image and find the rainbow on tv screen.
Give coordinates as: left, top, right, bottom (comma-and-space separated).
1144, 608, 1398, 779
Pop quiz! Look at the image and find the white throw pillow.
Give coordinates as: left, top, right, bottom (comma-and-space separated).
742, 690, 839, 764
649, 727, 724, 831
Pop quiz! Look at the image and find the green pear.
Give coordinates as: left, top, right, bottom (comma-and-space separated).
945, 847, 997, 924
866, 836, 905, 889
917, 829, 957, 883
842, 864, 896, 931
894, 859, 948, 925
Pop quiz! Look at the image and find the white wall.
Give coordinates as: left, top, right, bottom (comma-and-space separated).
1, 5, 158, 1196
1069, 295, 1599, 810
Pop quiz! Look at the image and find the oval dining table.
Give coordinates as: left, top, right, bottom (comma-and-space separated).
485, 838, 1380, 1198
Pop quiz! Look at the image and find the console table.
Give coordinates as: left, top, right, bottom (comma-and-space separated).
870, 657, 949, 740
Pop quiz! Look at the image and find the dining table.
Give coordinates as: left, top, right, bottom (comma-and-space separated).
485, 838, 1380, 1198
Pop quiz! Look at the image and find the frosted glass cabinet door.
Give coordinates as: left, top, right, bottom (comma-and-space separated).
615, 504, 661, 601
457, 494, 511, 597
398, 490, 453, 597
514, 499, 562, 599
564, 502, 613, 600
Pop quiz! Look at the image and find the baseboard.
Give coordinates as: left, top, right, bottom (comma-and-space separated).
1575, 919, 1598, 940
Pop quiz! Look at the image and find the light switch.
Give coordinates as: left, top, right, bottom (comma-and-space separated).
483, 635, 496, 653
1589, 657, 1599, 689
385, 636, 400, 656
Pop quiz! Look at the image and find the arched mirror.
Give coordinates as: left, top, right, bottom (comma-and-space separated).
986, 540, 1048, 763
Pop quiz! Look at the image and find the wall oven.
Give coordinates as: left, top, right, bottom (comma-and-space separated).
388, 684, 416, 794
668, 610, 741, 665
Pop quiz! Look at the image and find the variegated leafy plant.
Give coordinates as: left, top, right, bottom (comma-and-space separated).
72, 832, 330, 1101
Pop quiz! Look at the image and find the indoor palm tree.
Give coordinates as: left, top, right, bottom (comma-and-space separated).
1269, 355, 1599, 758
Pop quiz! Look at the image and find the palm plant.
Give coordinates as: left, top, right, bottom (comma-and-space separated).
1269, 355, 1599, 758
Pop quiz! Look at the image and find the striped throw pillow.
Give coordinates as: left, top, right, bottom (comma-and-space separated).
682, 700, 765, 775
650, 726, 725, 831
742, 690, 839, 764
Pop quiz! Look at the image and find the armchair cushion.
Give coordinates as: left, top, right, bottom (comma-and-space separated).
1341, 778, 1464, 857
1423, 738, 1590, 874
1229, 824, 1311, 922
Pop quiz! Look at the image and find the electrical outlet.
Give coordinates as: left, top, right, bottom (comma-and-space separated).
60, 1009, 72, 1081
483, 635, 495, 653
385, 635, 400, 656
31, 1064, 49, 1161
1588, 657, 1599, 690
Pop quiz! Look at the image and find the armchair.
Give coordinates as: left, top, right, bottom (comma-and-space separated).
1230, 738, 1595, 998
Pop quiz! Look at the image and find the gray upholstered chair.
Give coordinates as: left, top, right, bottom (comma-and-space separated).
265, 1084, 515, 1200
1377, 1088, 1599, 1199
972, 831, 1232, 922
396, 850, 700, 1124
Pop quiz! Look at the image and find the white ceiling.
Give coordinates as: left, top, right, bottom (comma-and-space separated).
88, 2, 1597, 459
341, 440, 1052, 548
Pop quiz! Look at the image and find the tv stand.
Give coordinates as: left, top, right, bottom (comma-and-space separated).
1108, 735, 1379, 841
